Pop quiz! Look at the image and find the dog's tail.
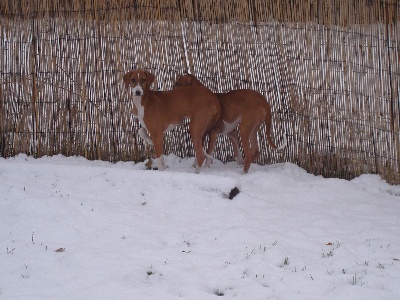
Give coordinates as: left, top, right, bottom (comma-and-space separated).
265, 106, 287, 151
273, 133, 287, 151
265, 127, 287, 151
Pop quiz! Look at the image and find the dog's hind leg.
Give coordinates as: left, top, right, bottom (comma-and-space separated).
193, 139, 205, 173
189, 126, 207, 173
191, 134, 210, 168
205, 128, 219, 168
250, 124, 261, 162
239, 123, 254, 173
227, 129, 243, 165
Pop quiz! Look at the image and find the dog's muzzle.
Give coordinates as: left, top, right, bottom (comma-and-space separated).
131, 85, 144, 97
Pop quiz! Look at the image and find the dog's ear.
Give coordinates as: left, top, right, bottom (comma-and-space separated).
123, 71, 132, 89
185, 75, 193, 85
175, 75, 192, 87
174, 75, 184, 87
190, 75, 203, 86
189, 74, 207, 86
144, 71, 155, 89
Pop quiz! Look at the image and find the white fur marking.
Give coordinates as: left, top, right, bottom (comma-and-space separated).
131, 85, 144, 98
164, 124, 177, 133
138, 127, 153, 145
131, 92, 146, 130
202, 148, 214, 160
157, 155, 165, 171
221, 117, 241, 135
205, 157, 212, 168
276, 133, 288, 151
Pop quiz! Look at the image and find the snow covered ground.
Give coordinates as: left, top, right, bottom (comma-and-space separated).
1, 154, 400, 299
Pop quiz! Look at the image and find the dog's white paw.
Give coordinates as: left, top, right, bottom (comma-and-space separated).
235, 156, 244, 165
156, 155, 166, 171
191, 159, 197, 168
205, 158, 213, 168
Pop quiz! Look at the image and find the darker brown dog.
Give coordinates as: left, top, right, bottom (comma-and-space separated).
175, 74, 286, 173
123, 70, 221, 172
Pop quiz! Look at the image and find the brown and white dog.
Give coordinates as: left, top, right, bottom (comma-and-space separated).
123, 70, 221, 172
175, 74, 287, 173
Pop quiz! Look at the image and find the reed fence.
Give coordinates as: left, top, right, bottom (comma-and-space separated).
1, 0, 399, 183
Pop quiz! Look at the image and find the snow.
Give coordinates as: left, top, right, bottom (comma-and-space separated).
1, 154, 400, 299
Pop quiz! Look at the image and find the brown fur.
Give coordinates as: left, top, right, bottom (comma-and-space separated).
123, 70, 221, 172
175, 74, 286, 173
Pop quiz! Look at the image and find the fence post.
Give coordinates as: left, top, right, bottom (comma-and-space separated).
0, 83, 4, 157
30, 17, 39, 157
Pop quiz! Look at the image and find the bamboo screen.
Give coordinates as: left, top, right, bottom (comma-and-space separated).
1, 0, 399, 183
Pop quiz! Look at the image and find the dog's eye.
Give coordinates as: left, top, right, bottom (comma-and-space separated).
141, 78, 146, 83
131, 78, 136, 83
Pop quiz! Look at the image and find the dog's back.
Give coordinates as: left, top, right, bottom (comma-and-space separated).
216, 89, 268, 120
149, 85, 220, 122
175, 75, 268, 119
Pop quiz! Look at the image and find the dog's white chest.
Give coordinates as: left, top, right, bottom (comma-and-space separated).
132, 95, 146, 128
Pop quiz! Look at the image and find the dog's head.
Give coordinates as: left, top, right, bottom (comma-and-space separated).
123, 70, 155, 96
174, 74, 203, 88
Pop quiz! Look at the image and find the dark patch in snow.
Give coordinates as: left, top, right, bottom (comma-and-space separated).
229, 187, 240, 200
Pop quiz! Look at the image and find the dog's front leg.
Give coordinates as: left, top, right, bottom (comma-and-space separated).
152, 132, 166, 171
138, 127, 153, 145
